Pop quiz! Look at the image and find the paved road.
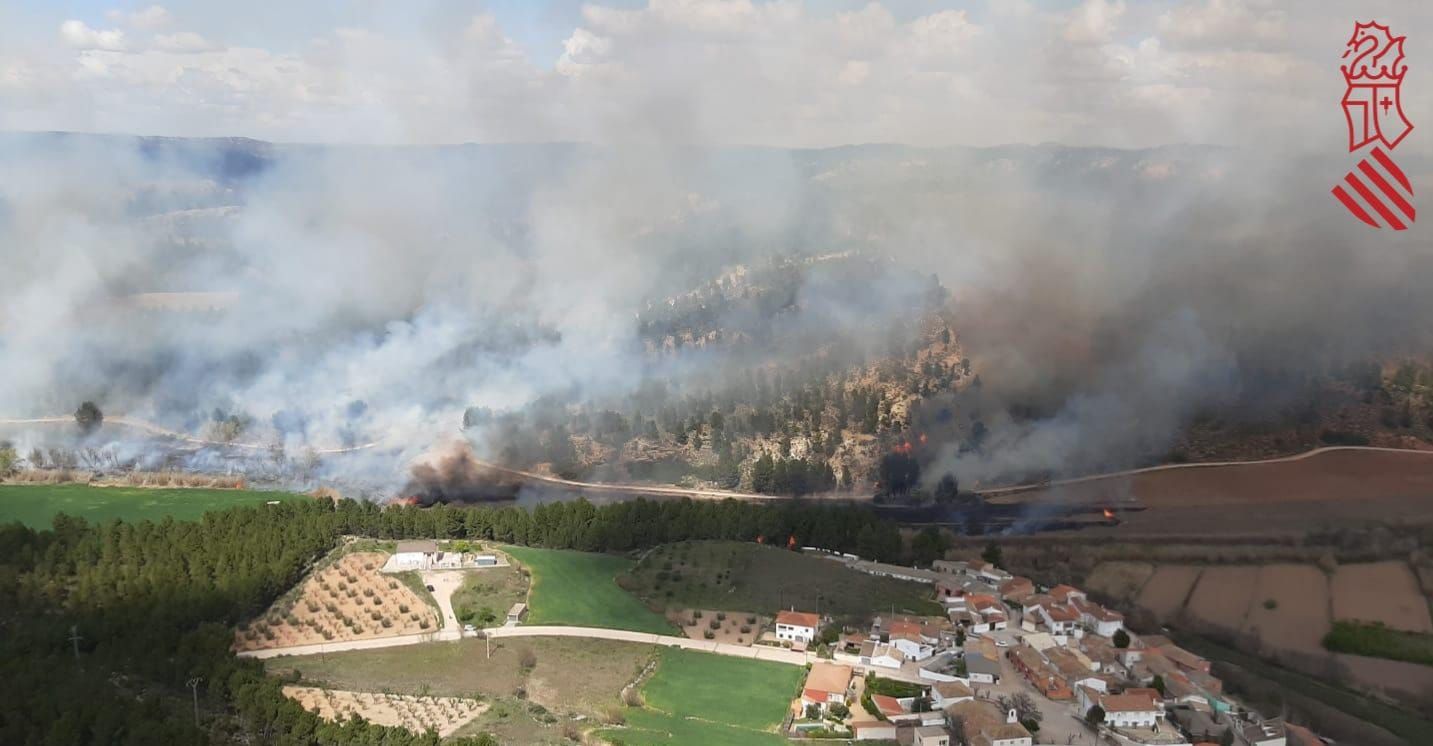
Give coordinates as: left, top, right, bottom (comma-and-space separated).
238, 624, 813, 665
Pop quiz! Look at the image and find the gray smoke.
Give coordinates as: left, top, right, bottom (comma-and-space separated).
1, 133, 1430, 493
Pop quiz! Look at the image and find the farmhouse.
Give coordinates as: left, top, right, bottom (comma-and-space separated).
776, 610, 821, 644
1100, 689, 1163, 729
801, 662, 854, 712
933, 559, 970, 575
391, 540, 440, 570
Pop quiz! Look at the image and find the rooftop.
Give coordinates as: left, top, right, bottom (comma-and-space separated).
804, 662, 853, 694
777, 610, 821, 629
1102, 691, 1160, 713
395, 539, 438, 554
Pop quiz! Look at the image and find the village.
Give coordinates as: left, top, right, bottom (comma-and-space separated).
774, 553, 1318, 746
234, 535, 1351, 745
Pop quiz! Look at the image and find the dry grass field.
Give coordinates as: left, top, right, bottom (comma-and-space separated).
1184, 565, 1258, 631
282, 685, 486, 737
1084, 561, 1154, 603
1240, 564, 1331, 654
1331, 561, 1433, 633
234, 552, 438, 651
1134, 564, 1202, 621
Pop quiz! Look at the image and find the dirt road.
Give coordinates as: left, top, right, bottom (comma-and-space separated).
9, 414, 1433, 503
237, 624, 813, 665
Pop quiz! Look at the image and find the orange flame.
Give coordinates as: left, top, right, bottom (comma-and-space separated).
755, 535, 765, 545
787, 535, 798, 549
1102, 508, 1116, 520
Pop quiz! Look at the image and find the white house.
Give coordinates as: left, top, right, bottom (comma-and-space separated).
1100, 691, 1163, 729
862, 641, 906, 669
913, 724, 951, 746
776, 610, 821, 644
931, 680, 974, 708
1072, 597, 1125, 637
392, 540, 439, 570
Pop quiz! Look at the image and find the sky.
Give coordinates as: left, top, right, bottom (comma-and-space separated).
0, 1, 1429, 150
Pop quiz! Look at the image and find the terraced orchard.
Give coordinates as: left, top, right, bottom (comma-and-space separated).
235, 552, 438, 650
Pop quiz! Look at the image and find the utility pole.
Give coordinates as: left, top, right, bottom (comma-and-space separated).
186, 677, 202, 729
68, 625, 82, 663
485, 632, 491, 659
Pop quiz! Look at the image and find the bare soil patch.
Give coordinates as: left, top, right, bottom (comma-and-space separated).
1240, 564, 1330, 655
1135, 565, 1202, 622
235, 551, 438, 650
1085, 561, 1155, 604
1185, 565, 1258, 632
282, 685, 485, 737
1331, 561, 1433, 633
667, 609, 769, 646
1000, 450, 1433, 508
1335, 653, 1433, 704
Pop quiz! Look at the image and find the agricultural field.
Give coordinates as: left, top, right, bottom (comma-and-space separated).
995, 449, 1433, 536
235, 551, 439, 650
503, 546, 675, 634
282, 685, 485, 737
622, 541, 943, 621
668, 609, 768, 645
1331, 561, 1433, 632
1184, 565, 1258, 632
598, 648, 801, 745
272, 637, 654, 745
1241, 564, 1330, 654
1132, 564, 1202, 621
451, 561, 528, 627
1084, 561, 1154, 603
0, 483, 305, 528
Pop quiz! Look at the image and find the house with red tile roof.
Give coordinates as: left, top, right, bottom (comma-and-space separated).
800, 662, 853, 713
776, 610, 821, 644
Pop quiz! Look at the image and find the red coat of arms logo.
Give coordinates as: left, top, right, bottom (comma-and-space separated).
1332, 21, 1416, 230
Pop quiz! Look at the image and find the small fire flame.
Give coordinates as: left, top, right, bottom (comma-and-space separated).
755, 534, 766, 545
893, 441, 913, 455
787, 535, 798, 550
919, 432, 928, 445
390, 495, 420, 507
1102, 508, 1115, 520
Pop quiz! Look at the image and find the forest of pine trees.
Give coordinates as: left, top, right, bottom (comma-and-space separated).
0, 496, 906, 744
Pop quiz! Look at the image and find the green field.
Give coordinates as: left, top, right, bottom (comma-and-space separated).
599, 648, 801, 745
0, 483, 307, 528
452, 561, 529, 626
502, 546, 676, 634
623, 540, 944, 621
1323, 620, 1433, 667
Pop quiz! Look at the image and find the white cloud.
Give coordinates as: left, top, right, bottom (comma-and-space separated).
10, 2, 1430, 153
152, 32, 217, 54
107, 5, 173, 31
59, 20, 128, 52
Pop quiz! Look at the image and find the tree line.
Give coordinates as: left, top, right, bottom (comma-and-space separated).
0, 496, 906, 744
